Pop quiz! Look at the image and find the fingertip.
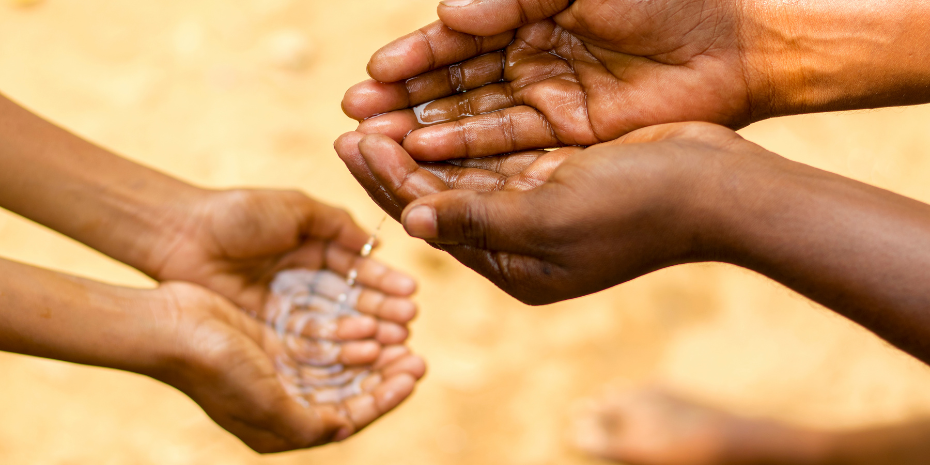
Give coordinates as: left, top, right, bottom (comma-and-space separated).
373, 345, 411, 370
341, 340, 382, 365
402, 125, 464, 161
376, 321, 410, 345
375, 373, 417, 413
401, 204, 438, 240
343, 80, 410, 121
368, 36, 421, 83
396, 354, 427, 380
358, 132, 402, 154
384, 271, 417, 296
336, 315, 378, 340
356, 111, 417, 142
335, 131, 365, 161
382, 297, 418, 323
333, 426, 355, 442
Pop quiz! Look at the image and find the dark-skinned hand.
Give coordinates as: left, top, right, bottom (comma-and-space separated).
343, 0, 763, 161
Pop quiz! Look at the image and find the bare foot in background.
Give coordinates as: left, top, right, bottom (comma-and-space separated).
570, 387, 829, 465
570, 387, 930, 465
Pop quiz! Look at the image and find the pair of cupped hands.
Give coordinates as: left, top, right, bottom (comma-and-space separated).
336, 0, 918, 303
109, 189, 425, 452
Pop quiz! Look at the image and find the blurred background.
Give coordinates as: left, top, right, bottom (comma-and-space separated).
2, 0, 930, 464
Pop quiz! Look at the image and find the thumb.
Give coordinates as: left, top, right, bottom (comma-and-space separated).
400, 189, 541, 254
438, 0, 572, 36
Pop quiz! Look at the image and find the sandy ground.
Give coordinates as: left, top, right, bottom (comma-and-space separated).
2, 1, 930, 464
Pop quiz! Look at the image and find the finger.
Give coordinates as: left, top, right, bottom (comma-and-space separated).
338, 340, 382, 366
420, 161, 509, 191
333, 315, 379, 340
379, 353, 428, 380
449, 150, 546, 175
415, 82, 520, 127
269, 269, 354, 304
418, 150, 548, 191
357, 291, 418, 323
324, 245, 418, 296
500, 147, 578, 190
357, 109, 422, 143
344, 52, 506, 121
279, 311, 378, 340
283, 336, 379, 366
373, 345, 411, 370
375, 321, 409, 345
342, 373, 417, 431
357, 134, 449, 205
438, 0, 571, 37
400, 189, 542, 255
403, 106, 561, 161
367, 21, 514, 83
343, 80, 410, 122
417, 147, 574, 192
335, 131, 407, 219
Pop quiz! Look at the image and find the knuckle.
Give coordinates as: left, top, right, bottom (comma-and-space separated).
460, 202, 491, 248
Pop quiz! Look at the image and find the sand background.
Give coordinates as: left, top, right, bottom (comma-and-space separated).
2, 1, 930, 463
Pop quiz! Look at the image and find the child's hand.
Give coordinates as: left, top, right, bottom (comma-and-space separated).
153, 281, 425, 453
146, 189, 417, 342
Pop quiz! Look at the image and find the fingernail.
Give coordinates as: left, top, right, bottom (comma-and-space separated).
440, 0, 476, 6
403, 205, 437, 239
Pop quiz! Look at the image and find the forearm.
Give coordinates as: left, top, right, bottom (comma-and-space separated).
0, 256, 178, 376
709, 152, 930, 363
825, 420, 930, 465
0, 93, 206, 275
741, 0, 930, 118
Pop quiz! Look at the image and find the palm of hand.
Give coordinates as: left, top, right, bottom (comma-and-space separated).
154, 190, 368, 314
347, 0, 751, 160
338, 123, 746, 305
161, 281, 424, 453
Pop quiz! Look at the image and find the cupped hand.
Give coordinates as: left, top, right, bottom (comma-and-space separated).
336, 122, 778, 305
344, 0, 768, 161
154, 281, 426, 453
146, 189, 417, 340
336, 130, 581, 219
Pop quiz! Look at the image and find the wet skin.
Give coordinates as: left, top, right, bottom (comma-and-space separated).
338, 122, 930, 366
344, 0, 930, 160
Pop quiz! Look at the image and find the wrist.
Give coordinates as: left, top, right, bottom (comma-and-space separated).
135, 284, 207, 389
674, 132, 793, 266
738, 0, 930, 119
123, 184, 213, 278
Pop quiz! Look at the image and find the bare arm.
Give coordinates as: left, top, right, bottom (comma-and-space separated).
0, 256, 177, 375
0, 93, 202, 276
